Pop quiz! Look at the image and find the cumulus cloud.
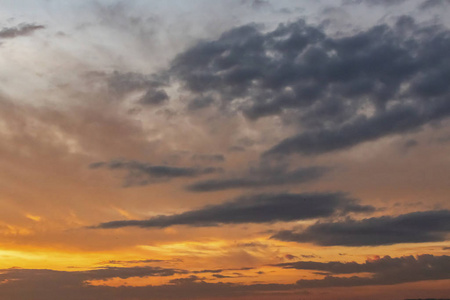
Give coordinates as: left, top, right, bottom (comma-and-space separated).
272, 210, 450, 246
94, 192, 374, 229
90, 159, 221, 186
0, 23, 45, 39
164, 16, 450, 156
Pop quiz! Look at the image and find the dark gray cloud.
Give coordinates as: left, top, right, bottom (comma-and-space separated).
0, 266, 185, 285
419, 0, 450, 10
277, 254, 450, 288
186, 95, 215, 110
107, 71, 166, 95
265, 105, 433, 155
167, 17, 450, 156
100, 259, 178, 265
106, 71, 169, 105
0, 255, 448, 300
272, 210, 450, 246
90, 159, 221, 186
246, 0, 271, 10
228, 145, 246, 152
342, 0, 407, 6
277, 255, 434, 274
0, 23, 45, 39
402, 139, 418, 150
82, 266, 186, 280
94, 192, 374, 229
192, 267, 254, 274
186, 165, 328, 192
169, 275, 204, 284
0, 267, 298, 300
139, 89, 169, 105
191, 154, 225, 163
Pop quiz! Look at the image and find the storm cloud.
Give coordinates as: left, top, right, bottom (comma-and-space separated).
94, 192, 374, 229
167, 16, 450, 155
272, 210, 450, 246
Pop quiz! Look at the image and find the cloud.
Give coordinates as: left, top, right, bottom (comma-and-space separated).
90, 159, 221, 186
107, 71, 167, 96
186, 165, 328, 192
342, 0, 407, 6
166, 17, 450, 156
0, 267, 298, 300
100, 259, 176, 265
0, 23, 45, 39
94, 192, 374, 229
103, 70, 170, 105
169, 275, 204, 284
244, 0, 271, 10
0, 255, 447, 299
83, 266, 187, 280
275, 254, 450, 288
285, 254, 298, 260
272, 210, 450, 246
265, 106, 431, 155
139, 89, 169, 105
0, 266, 186, 285
191, 154, 225, 163
419, 0, 450, 10
402, 139, 418, 151
186, 95, 215, 110
192, 267, 254, 274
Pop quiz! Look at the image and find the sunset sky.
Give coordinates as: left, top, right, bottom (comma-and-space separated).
1, 0, 450, 299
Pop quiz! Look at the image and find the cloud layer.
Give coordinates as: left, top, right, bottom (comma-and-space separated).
272, 210, 450, 246
276, 254, 450, 288
95, 192, 374, 229
90, 159, 221, 186
186, 165, 328, 192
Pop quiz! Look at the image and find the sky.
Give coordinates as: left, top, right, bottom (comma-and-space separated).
0, 0, 450, 299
